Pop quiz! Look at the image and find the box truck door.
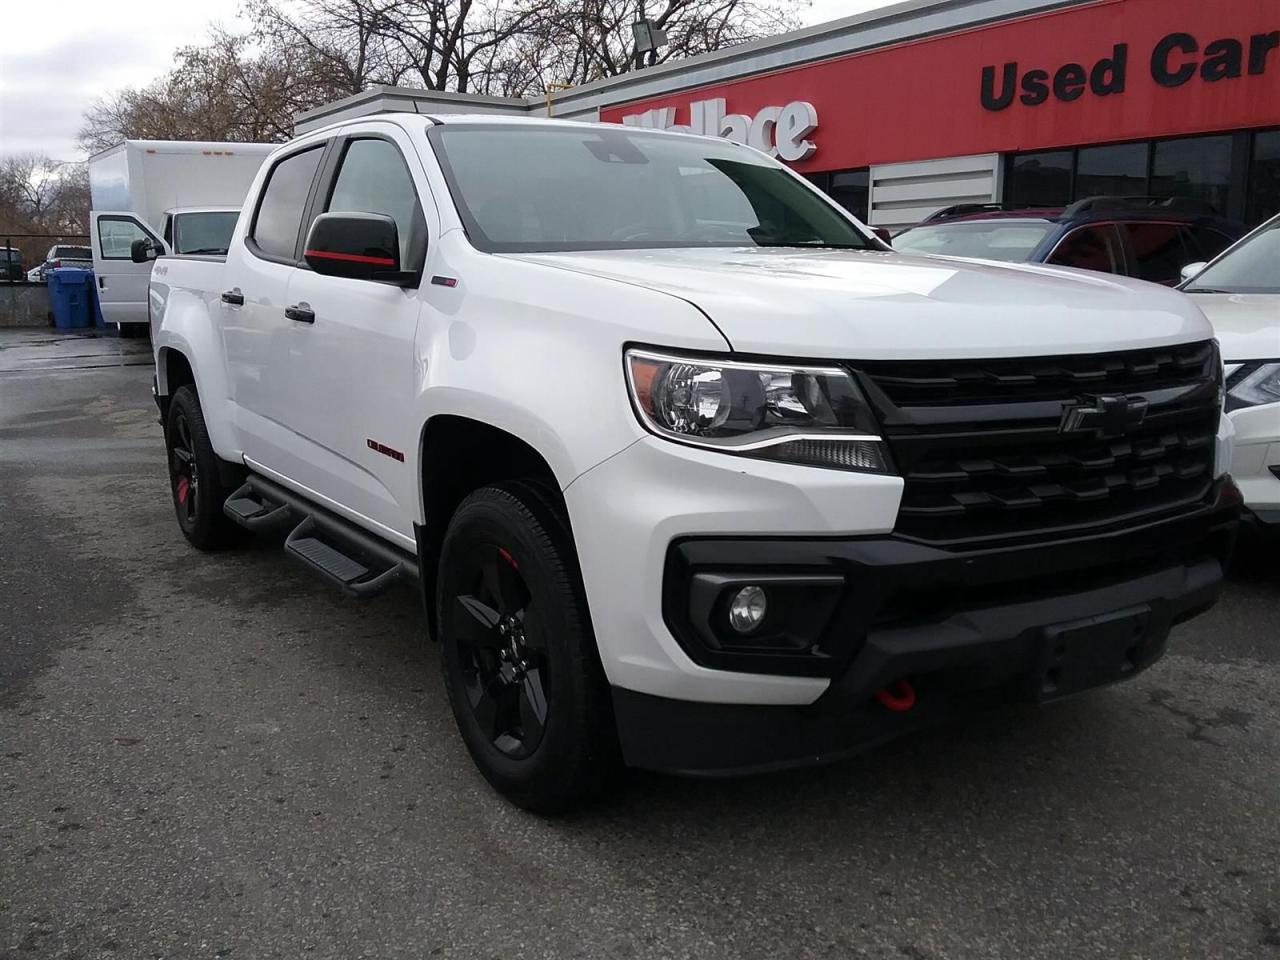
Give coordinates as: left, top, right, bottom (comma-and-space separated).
91, 211, 166, 325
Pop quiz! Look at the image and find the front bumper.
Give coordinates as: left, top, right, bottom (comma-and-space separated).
613, 479, 1239, 775
1227, 402, 1280, 536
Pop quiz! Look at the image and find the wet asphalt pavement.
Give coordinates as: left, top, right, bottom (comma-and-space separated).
1, 328, 1277, 960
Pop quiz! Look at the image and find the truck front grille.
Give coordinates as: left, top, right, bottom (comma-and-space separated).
855, 341, 1222, 547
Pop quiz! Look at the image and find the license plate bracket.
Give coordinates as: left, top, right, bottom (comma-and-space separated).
1033, 605, 1153, 702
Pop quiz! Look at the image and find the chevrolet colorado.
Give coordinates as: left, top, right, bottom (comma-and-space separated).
145, 114, 1239, 812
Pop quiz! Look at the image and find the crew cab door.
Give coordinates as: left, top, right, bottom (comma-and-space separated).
90, 211, 165, 324
221, 142, 328, 465
269, 129, 429, 542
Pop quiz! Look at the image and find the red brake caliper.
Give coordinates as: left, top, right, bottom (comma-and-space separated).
176, 476, 190, 505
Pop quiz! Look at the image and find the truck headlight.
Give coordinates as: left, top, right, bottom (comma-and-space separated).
625, 348, 888, 471
1227, 362, 1280, 410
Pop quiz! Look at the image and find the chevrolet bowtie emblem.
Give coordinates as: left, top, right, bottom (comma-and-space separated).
1060, 394, 1148, 438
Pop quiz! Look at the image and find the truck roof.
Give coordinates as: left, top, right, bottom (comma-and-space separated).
164, 205, 242, 216
307, 110, 748, 152
89, 140, 279, 163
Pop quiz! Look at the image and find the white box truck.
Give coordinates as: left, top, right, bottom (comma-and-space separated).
89, 140, 276, 327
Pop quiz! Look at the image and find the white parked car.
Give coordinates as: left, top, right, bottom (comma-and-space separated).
146, 114, 1239, 811
1181, 212, 1280, 539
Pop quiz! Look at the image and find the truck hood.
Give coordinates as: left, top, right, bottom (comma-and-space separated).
1182, 293, 1280, 362
505, 247, 1212, 360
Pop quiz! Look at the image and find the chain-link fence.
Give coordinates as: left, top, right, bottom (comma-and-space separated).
2, 233, 92, 284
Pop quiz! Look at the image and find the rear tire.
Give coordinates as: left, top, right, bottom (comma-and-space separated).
165, 385, 241, 550
437, 481, 619, 814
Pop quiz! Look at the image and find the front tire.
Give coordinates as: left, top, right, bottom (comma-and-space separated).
165, 385, 240, 550
437, 481, 618, 814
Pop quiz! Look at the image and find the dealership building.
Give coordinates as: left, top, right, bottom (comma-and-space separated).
296, 0, 1280, 231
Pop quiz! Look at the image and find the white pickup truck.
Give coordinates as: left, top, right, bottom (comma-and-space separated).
146, 113, 1240, 812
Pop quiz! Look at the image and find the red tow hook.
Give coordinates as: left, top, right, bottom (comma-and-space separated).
875, 679, 916, 712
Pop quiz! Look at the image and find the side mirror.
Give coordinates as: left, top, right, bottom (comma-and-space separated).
130, 238, 159, 263
304, 212, 412, 284
872, 226, 892, 246
1180, 261, 1208, 283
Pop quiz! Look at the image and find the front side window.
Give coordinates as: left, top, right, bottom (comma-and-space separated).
1184, 217, 1280, 294
1183, 225, 1235, 263
98, 217, 158, 260
251, 146, 324, 260
429, 125, 873, 253
893, 220, 1055, 262
325, 138, 425, 266
1122, 223, 1189, 284
172, 212, 240, 256
1047, 224, 1124, 274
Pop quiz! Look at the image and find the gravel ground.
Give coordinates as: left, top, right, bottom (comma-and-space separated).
1, 329, 1277, 960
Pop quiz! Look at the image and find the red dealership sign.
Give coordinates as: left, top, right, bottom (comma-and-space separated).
599, 0, 1280, 172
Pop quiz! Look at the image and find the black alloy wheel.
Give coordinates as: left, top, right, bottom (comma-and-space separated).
438, 481, 619, 813
170, 408, 200, 528
164, 384, 240, 550
454, 544, 549, 759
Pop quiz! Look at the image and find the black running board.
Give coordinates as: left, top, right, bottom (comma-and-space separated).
224, 474, 418, 598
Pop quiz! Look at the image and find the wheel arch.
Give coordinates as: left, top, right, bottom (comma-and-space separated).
415, 414, 566, 639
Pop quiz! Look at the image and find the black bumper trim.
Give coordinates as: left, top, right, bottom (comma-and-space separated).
626, 483, 1239, 775
618, 554, 1224, 776
663, 479, 1239, 677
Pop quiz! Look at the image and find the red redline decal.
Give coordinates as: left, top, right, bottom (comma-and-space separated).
366, 438, 405, 462
305, 249, 396, 266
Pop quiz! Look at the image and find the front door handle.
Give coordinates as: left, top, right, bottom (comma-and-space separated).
220, 289, 244, 306
285, 302, 315, 323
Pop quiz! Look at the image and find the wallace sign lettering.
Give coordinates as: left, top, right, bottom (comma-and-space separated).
981, 29, 1279, 110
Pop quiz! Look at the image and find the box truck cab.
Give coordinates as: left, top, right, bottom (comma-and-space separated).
89, 140, 275, 328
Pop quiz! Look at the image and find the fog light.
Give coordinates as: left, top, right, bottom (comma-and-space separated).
728, 585, 768, 634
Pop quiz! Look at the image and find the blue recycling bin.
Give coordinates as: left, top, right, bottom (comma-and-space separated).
48, 268, 93, 330
88, 273, 109, 329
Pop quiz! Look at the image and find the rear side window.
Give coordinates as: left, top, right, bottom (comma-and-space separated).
324, 138, 425, 267
1046, 225, 1124, 274
1122, 223, 1189, 285
252, 146, 324, 260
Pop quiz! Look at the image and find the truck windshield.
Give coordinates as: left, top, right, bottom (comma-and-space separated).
53, 247, 91, 260
429, 125, 873, 253
893, 220, 1056, 262
173, 211, 241, 255
1183, 217, 1280, 295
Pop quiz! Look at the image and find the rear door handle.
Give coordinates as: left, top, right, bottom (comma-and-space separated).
285, 302, 315, 323
221, 289, 244, 306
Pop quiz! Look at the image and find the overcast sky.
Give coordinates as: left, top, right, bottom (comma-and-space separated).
0, 0, 894, 163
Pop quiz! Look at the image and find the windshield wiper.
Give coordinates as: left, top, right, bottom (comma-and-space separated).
182, 248, 228, 256
1186, 287, 1232, 294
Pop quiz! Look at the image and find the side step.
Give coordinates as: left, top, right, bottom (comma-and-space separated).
225, 474, 418, 599
224, 484, 294, 532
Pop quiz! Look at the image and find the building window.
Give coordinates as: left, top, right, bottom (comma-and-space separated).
1076, 143, 1147, 199
828, 169, 869, 221
1249, 129, 1280, 225
1006, 151, 1073, 207
1150, 135, 1232, 216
